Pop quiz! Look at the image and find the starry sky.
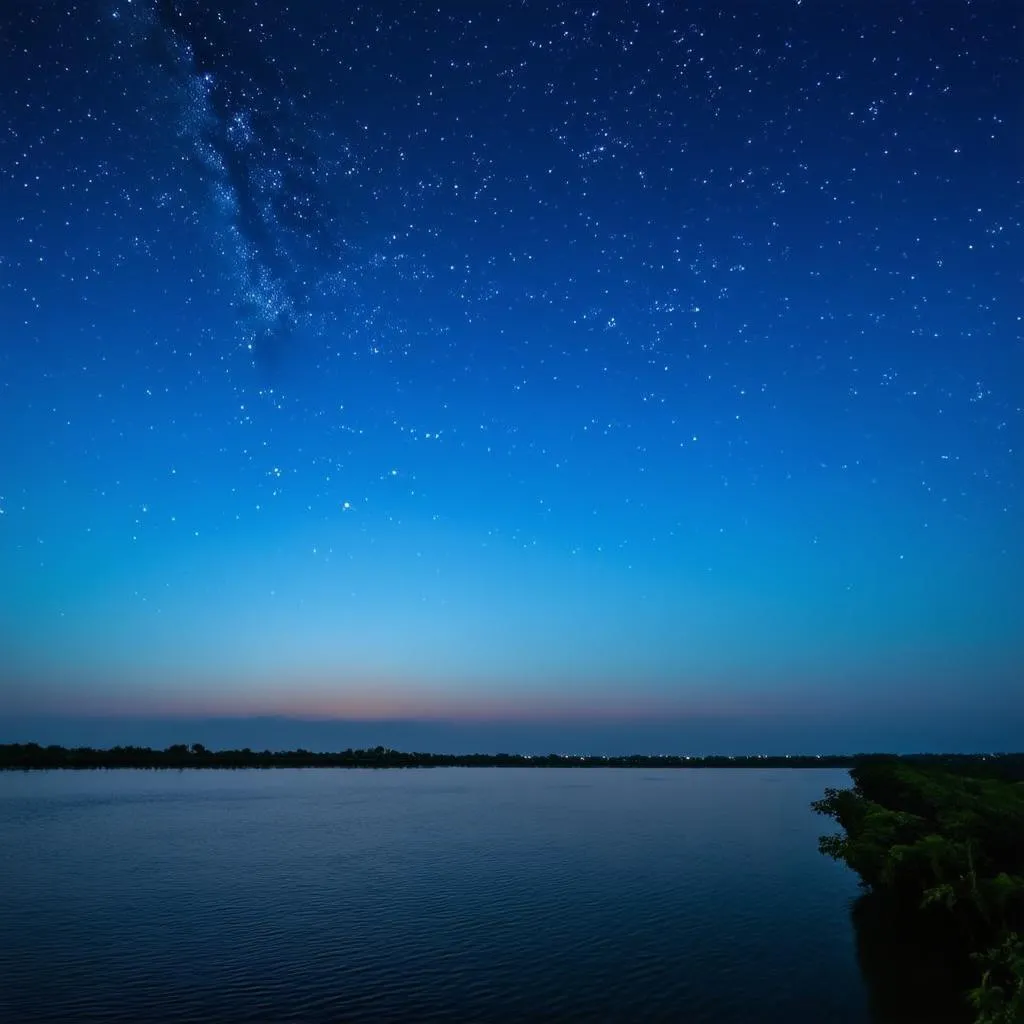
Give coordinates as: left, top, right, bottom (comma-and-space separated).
1, 0, 1021, 754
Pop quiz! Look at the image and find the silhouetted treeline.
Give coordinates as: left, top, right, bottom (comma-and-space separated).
813, 760, 1024, 1023
2, 742, 1023, 776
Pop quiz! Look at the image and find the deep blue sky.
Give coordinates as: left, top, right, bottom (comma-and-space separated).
1, 0, 1020, 754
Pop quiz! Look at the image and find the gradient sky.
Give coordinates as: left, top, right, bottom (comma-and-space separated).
1, 0, 1021, 753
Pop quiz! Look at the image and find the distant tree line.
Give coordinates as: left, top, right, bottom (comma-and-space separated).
1, 742, 1023, 777
813, 760, 1024, 1022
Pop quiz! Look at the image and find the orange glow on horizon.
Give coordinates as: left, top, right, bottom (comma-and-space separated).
17, 678, 838, 723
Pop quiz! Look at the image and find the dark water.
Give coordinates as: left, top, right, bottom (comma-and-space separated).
0, 768, 869, 1023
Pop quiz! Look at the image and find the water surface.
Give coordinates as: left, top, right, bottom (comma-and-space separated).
0, 768, 868, 1022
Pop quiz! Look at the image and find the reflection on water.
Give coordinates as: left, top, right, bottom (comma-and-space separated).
851, 890, 976, 1024
0, 768, 870, 1023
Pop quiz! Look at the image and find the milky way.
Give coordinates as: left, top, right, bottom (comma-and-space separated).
133, 0, 356, 362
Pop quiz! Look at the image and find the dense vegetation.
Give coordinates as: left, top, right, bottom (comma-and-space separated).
3, 742, 1024, 775
813, 759, 1024, 1023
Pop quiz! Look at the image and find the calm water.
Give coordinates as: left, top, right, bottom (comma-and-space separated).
0, 768, 869, 1023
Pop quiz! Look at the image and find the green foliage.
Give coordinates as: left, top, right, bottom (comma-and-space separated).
922, 882, 959, 912
814, 761, 1024, 1023
969, 934, 1024, 1024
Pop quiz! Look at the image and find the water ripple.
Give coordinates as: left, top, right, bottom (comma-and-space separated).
0, 768, 867, 1023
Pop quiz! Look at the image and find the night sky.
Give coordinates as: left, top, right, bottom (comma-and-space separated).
1, 1, 1021, 754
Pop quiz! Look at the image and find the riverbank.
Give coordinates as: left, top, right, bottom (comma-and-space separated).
3, 742, 1023, 775
813, 760, 1024, 1022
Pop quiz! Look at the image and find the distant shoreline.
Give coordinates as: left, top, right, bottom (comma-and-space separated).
2, 743, 1022, 776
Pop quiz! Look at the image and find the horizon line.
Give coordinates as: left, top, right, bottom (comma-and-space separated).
4, 741, 1022, 760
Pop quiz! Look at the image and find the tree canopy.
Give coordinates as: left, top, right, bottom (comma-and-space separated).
814, 762, 1024, 1023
